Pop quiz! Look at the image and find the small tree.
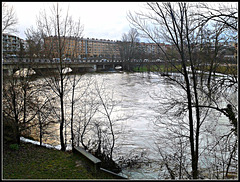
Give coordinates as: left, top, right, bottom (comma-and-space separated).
25, 27, 45, 58
72, 77, 125, 172
33, 83, 59, 146
118, 28, 140, 71
3, 69, 39, 144
95, 81, 116, 161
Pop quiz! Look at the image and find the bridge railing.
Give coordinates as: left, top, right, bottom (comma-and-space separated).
3, 58, 126, 64
3, 58, 169, 64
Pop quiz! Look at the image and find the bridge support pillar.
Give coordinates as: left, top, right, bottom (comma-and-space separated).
93, 65, 97, 71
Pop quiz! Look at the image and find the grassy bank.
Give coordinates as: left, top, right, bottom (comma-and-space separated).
133, 64, 183, 73
133, 64, 237, 75
3, 142, 120, 179
201, 64, 237, 75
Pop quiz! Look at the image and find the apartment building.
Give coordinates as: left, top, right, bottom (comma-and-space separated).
44, 36, 81, 58
20, 34, 170, 60
85, 38, 120, 58
139, 42, 167, 55
2, 33, 24, 57
44, 36, 120, 59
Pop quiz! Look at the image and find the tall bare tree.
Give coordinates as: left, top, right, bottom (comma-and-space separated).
128, 3, 201, 178
128, 2, 237, 179
31, 3, 84, 151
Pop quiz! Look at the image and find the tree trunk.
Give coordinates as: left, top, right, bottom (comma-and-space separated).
57, 4, 65, 152
12, 87, 21, 145
60, 92, 65, 151
181, 58, 197, 179
70, 77, 76, 150
38, 112, 43, 146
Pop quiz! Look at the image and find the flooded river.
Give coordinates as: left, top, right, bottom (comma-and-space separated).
31, 71, 236, 179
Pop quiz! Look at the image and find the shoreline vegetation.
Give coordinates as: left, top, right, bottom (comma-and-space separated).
3, 141, 121, 179
133, 64, 237, 75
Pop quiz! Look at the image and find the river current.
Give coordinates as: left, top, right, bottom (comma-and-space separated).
32, 71, 235, 179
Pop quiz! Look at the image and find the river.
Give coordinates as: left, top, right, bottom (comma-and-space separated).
31, 71, 236, 179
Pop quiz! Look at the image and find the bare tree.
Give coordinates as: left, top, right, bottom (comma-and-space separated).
95, 81, 116, 161
25, 27, 45, 58
64, 75, 96, 150
128, 3, 202, 178
2, 2, 18, 33
118, 28, 140, 71
32, 82, 59, 146
92, 79, 123, 172
128, 2, 237, 179
31, 3, 84, 151
68, 76, 99, 150
70, 77, 124, 172
3, 69, 40, 144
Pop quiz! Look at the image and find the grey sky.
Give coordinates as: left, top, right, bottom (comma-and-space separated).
4, 2, 237, 42
5, 2, 145, 41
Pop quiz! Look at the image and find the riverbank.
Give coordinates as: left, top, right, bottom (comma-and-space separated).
133, 64, 237, 75
3, 142, 121, 179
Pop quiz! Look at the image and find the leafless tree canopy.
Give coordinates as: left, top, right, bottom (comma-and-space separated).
118, 28, 140, 70
127, 2, 238, 179
194, 2, 238, 31
2, 2, 18, 33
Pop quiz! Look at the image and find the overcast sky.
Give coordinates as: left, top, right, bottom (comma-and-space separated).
4, 2, 237, 42
5, 2, 146, 41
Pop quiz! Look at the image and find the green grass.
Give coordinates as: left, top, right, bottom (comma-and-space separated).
3, 142, 120, 179
133, 64, 237, 75
133, 64, 182, 73
201, 65, 237, 75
